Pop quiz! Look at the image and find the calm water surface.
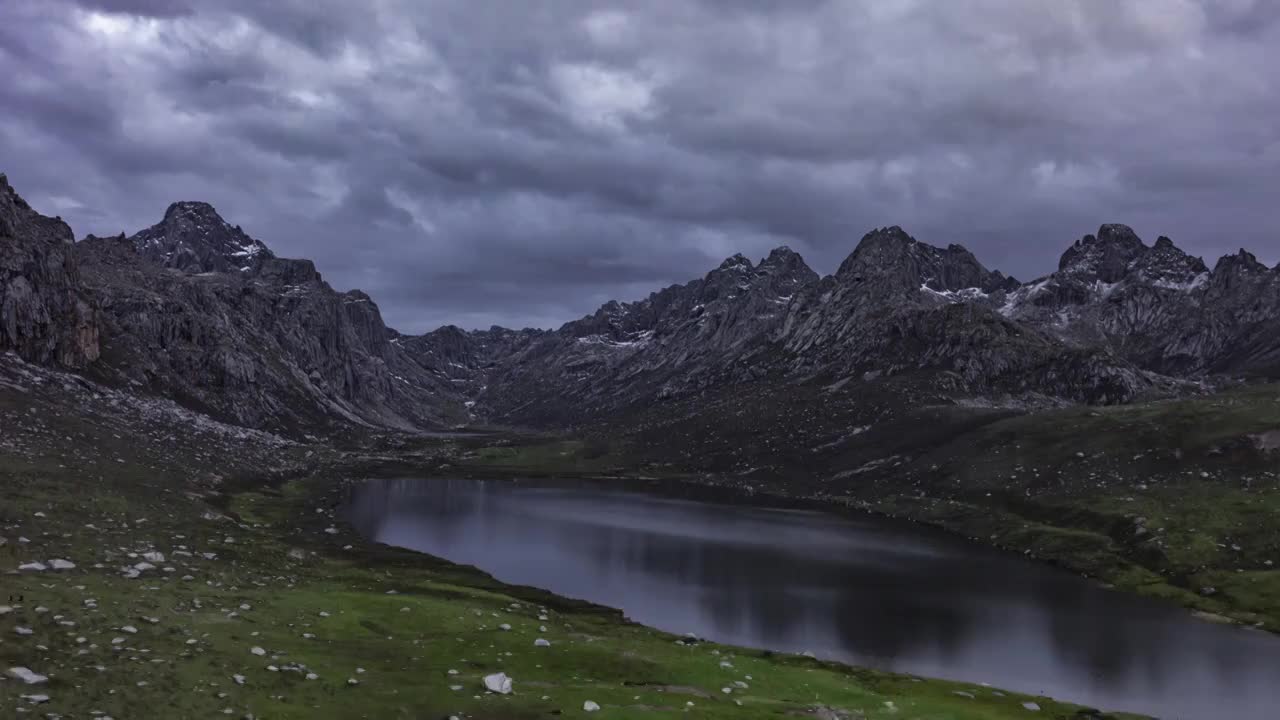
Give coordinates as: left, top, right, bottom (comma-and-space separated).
348, 477, 1280, 720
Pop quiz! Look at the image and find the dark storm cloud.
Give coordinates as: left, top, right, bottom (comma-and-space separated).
2, 0, 1278, 332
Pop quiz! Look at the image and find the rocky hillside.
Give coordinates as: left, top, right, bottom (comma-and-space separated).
402, 225, 1279, 427
75, 203, 468, 432
405, 228, 1177, 425
0, 174, 99, 369
1, 175, 466, 432
6, 170, 1280, 435
424, 246, 821, 423
999, 224, 1280, 377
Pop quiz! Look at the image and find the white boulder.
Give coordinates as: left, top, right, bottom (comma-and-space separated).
7, 667, 48, 684
483, 672, 513, 694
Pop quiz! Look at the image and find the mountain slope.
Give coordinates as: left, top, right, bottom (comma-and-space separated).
7, 171, 1280, 436
0, 173, 100, 368
72, 204, 466, 431
1001, 224, 1280, 377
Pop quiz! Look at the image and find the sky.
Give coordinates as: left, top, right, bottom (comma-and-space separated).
2, 1, 1278, 332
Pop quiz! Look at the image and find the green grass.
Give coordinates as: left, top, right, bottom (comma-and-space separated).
2, 451, 1130, 719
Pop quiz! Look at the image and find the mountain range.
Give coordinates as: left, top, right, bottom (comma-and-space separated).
4, 172, 1279, 435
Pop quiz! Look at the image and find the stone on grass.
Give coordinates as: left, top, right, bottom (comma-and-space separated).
1023, 702, 1041, 711
499, 623, 512, 631
142, 552, 165, 563
250, 646, 266, 656
483, 672, 513, 694
15, 626, 33, 636
534, 638, 551, 647
583, 700, 601, 712
49, 559, 76, 570
7, 667, 48, 684
21, 694, 50, 704
18, 562, 47, 572
233, 674, 245, 685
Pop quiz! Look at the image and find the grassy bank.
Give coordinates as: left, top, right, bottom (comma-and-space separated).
1, 363, 1136, 719
454, 381, 1280, 633
0, 461, 1133, 719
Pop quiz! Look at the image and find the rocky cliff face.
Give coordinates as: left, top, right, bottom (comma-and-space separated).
405, 224, 1278, 426
6, 171, 1279, 435
410, 246, 821, 423
1000, 224, 1280, 377
0, 174, 100, 368
71, 203, 466, 432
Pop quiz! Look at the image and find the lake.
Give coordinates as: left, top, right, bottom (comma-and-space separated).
347, 477, 1280, 720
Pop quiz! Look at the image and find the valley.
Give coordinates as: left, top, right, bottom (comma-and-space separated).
4, 171, 1280, 719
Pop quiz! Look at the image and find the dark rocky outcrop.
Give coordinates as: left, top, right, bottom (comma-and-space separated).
0, 174, 99, 368
5, 171, 1280, 435
71, 203, 466, 431
1002, 224, 1280, 377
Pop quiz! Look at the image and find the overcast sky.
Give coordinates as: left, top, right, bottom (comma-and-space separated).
3, 1, 1278, 332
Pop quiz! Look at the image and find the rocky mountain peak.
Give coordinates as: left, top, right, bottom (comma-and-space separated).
1058, 224, 1147, 283
1209, 249, 1271, 292
756, 246, 819, 293
132, 201, 274, 274
837, 226, 1013, 295
716, 253, 754, 272
1129, 234, 1208, 289
163, 200, 223, 223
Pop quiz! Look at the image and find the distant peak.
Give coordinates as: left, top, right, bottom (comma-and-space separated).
1154, 235, 1175, 250
843, 226, 917, 264
1058, 224, 1147, 282
717, 253, 753, 271
760, 245, 807, 268
163, 201, 226, 223
133, 200, 273, 274
1097, 223, 1141, 242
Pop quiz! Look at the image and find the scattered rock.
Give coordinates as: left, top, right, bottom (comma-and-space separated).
1023, 701, 1041, 711
250, 647, 266, 656
18, 561, 47, 572
48, 559, 75, 570
7, 667, 48, 684
483, 672, 513, 695
583, 700, 601, 712
534, 638, 551, 647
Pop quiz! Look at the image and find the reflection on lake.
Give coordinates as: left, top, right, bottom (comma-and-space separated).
349, 477, 1280, 720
